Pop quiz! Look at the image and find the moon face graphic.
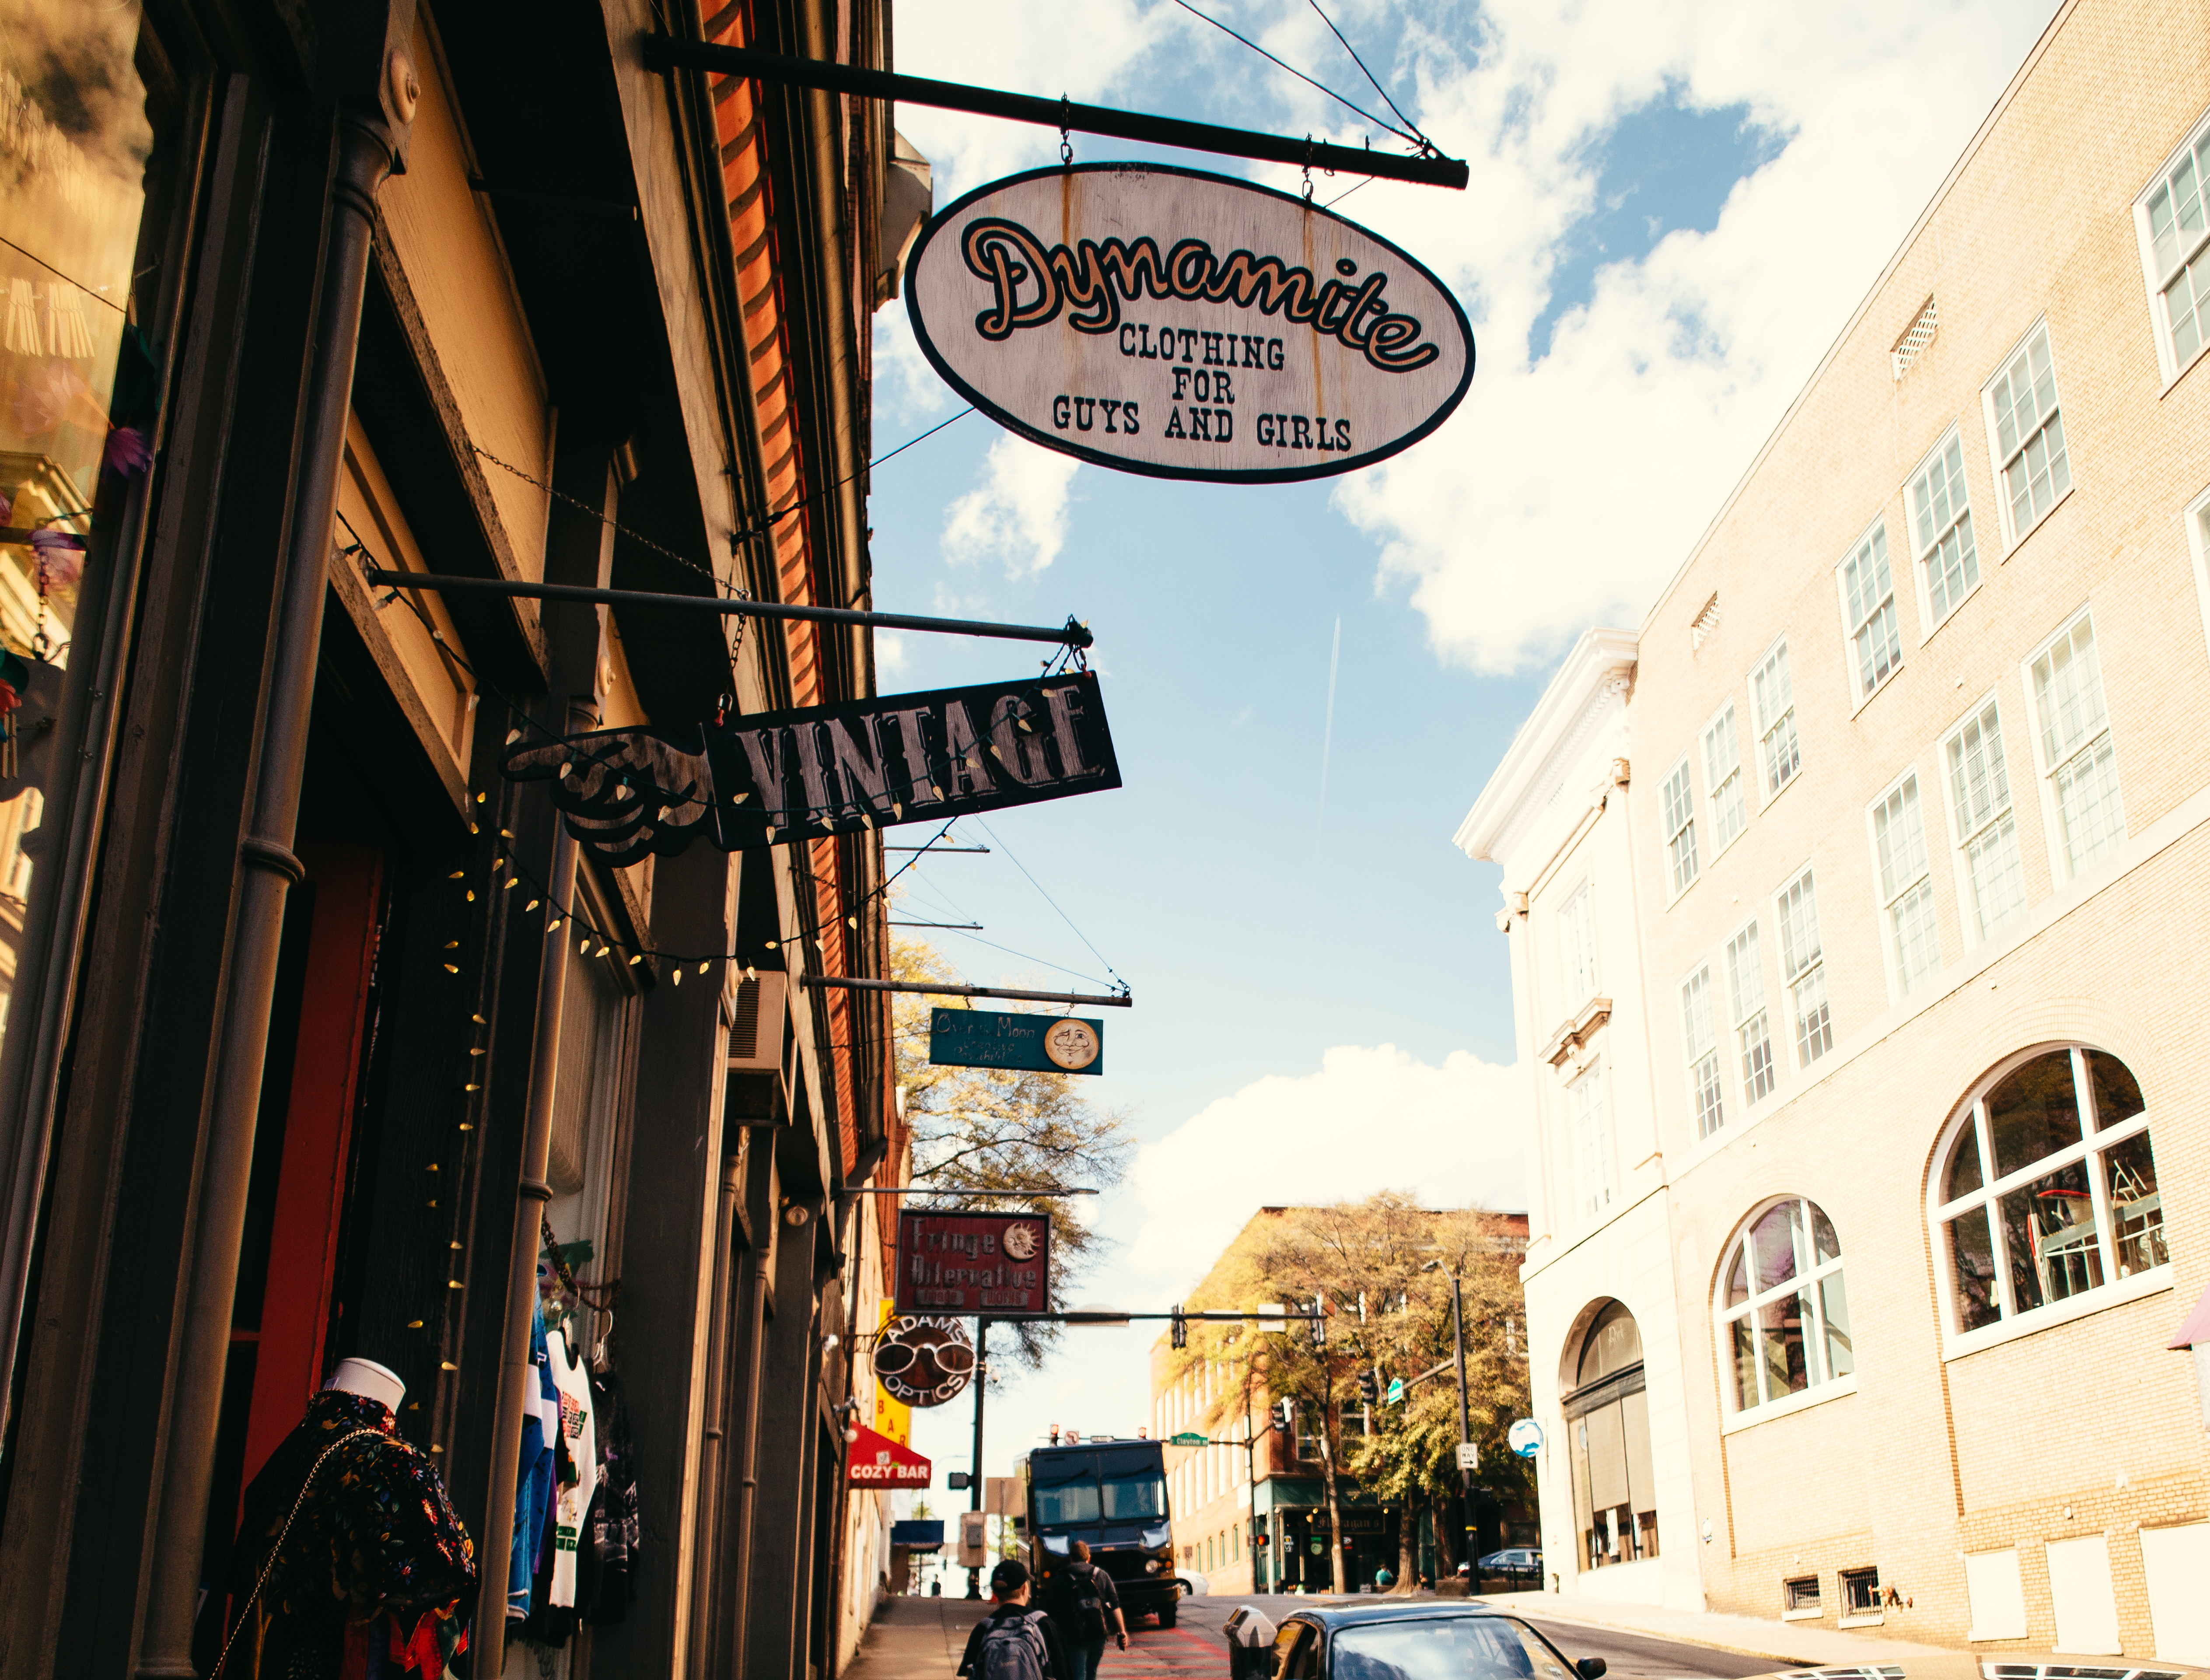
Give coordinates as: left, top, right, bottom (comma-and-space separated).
1043, 1020, 1100, 1071
873, 1316, 978, 1407
1003, 1222, 1041, 1261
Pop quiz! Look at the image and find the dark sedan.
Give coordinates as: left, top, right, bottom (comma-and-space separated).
1268, 1603, 1606, 1680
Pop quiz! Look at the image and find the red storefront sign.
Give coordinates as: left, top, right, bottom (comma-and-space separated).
896, 1210, 1051, 1314
847, 1423, 932, 1487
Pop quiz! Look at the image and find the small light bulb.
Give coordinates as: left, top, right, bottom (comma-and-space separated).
628, 953, 643, 966
847, 915, 858, 930
464, 1082, 480, 1092
579, 937, 590, 954
458, 1122, 474, 1132
504, 878, 519, 890
525, 899, 539, 911
443, 963, 460, 974
451, 1241, 463, 1250
441, 1361, 459, 1372
472, 1014, 487, 1026
746, 965, 757, 982
476, 791, 486, 804
766, 939, 779, 950
500, 829, 513, 839
408, 1319, 425, 1329
448, 870, 465, 880
465, 889, 476, 902
673, 968, 683, 986
469, 822, 479, 834
548, 915, 564, 931
506, 729, 522, 746
444, 940, 459, 950
468, 1047, 484, 1057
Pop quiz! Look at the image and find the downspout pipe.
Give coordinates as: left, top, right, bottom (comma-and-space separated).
133, 98, 406, 1680
470, 763, 583, 1669
689, 1151, 745, 1676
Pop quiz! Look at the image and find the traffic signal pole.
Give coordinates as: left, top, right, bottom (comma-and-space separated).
968, 1317, 989, 1599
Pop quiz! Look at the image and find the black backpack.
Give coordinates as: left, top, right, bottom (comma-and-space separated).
1058, 1561, 1107, 1641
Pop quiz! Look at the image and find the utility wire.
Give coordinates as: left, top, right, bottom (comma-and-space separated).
971, 818, 1129, 993
1169, 0, 1422, 148
1306, 0, 1424, 144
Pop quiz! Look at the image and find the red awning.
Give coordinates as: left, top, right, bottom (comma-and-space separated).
2168, 1284, 2210, 1350
847, 1422, 933, 1488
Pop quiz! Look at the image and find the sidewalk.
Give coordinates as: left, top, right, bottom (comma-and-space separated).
844, 1595, 987, 1680
1476, 1589, 1969, 1669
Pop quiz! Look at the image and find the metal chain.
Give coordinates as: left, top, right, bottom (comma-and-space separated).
1059, 94, 1074, 165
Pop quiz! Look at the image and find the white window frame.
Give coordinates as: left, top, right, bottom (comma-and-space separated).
1834, 516, 1903, 708
2189, 483, 2210, 668
1702, 700, 1747, 859
1569, 1057, 1616, 1221
1867, 768, 1940, 1002
1773, 866, 1833, 1069
1906, 426, 1981, 635
2132, 105, 2210, 388
1724, 917, 1776, 1109
1713, 1197, 1855, 1426
2021, 606, 2126, 887
1980, 320, 2074, 548
1939, 691, 2030, 950
1679, 962, 1724, 1142
1751, 635, 1801, 805
1927, 1044, 2169, 1360
1557, 879, 1598, 1012
1661, 753, 1699, 899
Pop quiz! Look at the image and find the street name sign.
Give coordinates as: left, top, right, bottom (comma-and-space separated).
1168, 1432, 1209, 1446
897, 1209, 1052, 1315
906, 163, 1474, 485
1385, 1378, 1404, 1406
930, 1007, 1104, 1075
504, 671, 1120, 866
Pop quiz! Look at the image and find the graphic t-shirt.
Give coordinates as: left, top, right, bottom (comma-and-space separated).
545, 1325, 599, 1609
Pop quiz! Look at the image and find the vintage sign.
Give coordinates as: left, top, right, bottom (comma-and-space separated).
872, 1314, 978, 1408
847, 1422, 933, 1487
930, 1008, 1105, 1076
897, 1209, 1051, 1315
502, 671, 1120, 866
906, 163, 1474, 484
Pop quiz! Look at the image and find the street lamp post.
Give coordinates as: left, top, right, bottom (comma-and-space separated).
1423, 1259, 1476, 1574
967, 1317, 990, 1599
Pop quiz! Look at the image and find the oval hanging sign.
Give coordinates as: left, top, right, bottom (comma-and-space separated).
905, 163, 1474, 484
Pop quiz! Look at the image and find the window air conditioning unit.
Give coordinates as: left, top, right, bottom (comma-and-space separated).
726, 971, 789, 1126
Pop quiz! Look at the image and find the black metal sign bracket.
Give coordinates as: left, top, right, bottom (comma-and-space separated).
640, 36, 1470, 191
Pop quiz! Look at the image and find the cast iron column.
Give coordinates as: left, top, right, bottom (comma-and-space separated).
966, 1317, 989, 1598
133, 99, 402, 1680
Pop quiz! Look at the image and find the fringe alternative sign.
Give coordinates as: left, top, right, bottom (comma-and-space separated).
503, 672, 1120, 866
906, 163, 1475, 484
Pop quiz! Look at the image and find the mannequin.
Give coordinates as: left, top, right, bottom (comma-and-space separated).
206, 1356, 477, 1678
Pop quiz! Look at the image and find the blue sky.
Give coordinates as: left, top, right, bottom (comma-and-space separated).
868, 0, 2060, 1495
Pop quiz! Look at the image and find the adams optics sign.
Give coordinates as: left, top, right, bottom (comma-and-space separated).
906, 163, 1474, 483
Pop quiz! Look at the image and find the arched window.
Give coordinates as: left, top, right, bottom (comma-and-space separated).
1564, 1302, 1658, 1571
1717, 1199, 1851, 1416
1933, 1046, 2165, 1336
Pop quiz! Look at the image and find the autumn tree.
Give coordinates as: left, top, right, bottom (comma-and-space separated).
1168, 1194, 1529, 1593
891, 935, 1131, 1372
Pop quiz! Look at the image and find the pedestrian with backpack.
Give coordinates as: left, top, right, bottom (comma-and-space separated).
959, 1561, 1070, 1680
1046, 1540, 1128, 1680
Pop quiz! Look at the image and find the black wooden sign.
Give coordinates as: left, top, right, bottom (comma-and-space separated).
502, 672, 1119, 865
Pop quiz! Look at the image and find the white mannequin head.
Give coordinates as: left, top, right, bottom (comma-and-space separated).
324, 1356, 405, 1413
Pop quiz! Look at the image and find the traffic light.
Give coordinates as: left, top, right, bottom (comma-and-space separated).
1271, 1399, 1293, 1434
1170, 1306, 1186, 1350
1309, 1302, 1325, 1348
1357, 1370, 1379, 1405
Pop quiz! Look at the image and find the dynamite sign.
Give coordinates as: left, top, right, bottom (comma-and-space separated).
897, 1210, 1052, 1315
906, 163, 1474, 485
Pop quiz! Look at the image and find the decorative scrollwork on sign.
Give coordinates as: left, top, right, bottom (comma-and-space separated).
503, 726, 718, 868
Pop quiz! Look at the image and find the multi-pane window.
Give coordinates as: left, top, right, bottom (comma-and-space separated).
1839, 525, 1901, 700
1871, 774, 1939, 995
1986, 328, 2071, 539
1558, 882, 1598, 1008
1703, 705, 1745, 851
1910, 432, 1979, 623
2140, 120, 2210, 376
1662, 759, 1698, 894
1570, 1059, 1615, 1219
1753, 640, 1800, 797
1680, 966, 1724, 1139
2029, 612, 2124, 881
1726, 922, 1774, 1104
1935, 1046, 2165, 1337
1775, 870, 1832, 1066
1718, 1198, 1852, 1416
1945, 699, 2028, 942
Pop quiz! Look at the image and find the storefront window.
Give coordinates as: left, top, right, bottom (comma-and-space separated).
1564, 1301, 1658, 1570
0, 3, 178, 1070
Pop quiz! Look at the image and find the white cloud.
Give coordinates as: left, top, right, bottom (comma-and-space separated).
875, 629, 910, 679
941, 435, 1081, 578
1122, 1044, 1528, 1302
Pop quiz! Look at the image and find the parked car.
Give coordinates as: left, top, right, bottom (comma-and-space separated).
1268, 1603, 1603, 1680
1175, 1571, 1210, 1597
1475, 1548, 1542, 1586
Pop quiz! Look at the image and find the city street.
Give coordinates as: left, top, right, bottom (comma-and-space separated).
843, 1595, 1791, 1680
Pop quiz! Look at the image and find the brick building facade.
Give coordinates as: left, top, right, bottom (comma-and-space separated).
1459, 0, 2210, 1658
